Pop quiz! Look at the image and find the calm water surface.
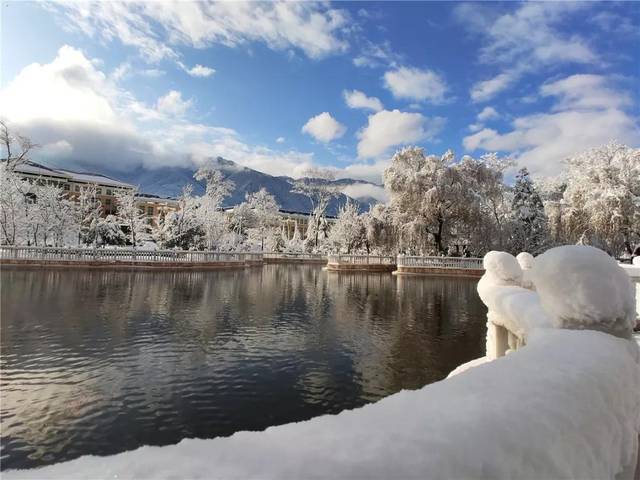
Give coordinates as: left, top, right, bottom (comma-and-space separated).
1, 265, 486, 470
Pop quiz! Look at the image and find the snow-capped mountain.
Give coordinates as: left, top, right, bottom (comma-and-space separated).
103, 158, 383, 216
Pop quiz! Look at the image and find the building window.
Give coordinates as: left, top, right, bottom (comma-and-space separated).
105, 198, 111, 205
96, 188, 102, 195
106, 189, 112, 195
147, 206, 154, 216
64, 184, 70, 191
75, 185, 80, 192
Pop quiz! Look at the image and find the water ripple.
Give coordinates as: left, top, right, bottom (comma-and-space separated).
1, 266, 486, 470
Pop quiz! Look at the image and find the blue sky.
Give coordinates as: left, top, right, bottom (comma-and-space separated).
1, 1, 639, 183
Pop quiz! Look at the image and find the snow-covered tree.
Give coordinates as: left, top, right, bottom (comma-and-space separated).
510, 167, 548, 254
194, 164, 234, 250
384, 147, 468, 254
0, 164, 29, 245
1, 120, 38, 171
115, 189, 147, 247
97, 214, 126, 246
293, 167, 340, 248
329, 201, 366, 253
155, 185, 204, 249
32, 183, 69, 246
244, 188, 280, 251
455, 153, 514, 254
362, 204, 397, 254
560, 143, 640, 255
75, 184, 103, 246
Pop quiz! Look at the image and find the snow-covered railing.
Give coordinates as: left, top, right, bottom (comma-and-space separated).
0, 246, 262, 265
263, 252, 326, 261
478, 249, 637, 359
327, 254, 396, 265
396, 255, 483, 269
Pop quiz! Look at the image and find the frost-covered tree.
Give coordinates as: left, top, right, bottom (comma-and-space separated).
75, 184, 103, 246
194, 164, 234, 250
0, 164, 29, 245
384, 147, 469, 254
293, 168, 340, 248
511, 167, 547, 254
244, 188, 280, 251
32, 183, 72, 246
115, 189, 147, 247
0, 123, 39, 245
560, 143, 639, 255
155, 185, 204, 249
329, 201, 366, 253
1, 120, 38, 171
454, 153, 515, 254
362, 204, 398, 254
97, 214, 126, 246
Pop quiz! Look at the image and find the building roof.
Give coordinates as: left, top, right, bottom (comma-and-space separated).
57, 169, 135, 189
135, 193, 179, 205
14, 161, 70, 180
13, 161, 135, 189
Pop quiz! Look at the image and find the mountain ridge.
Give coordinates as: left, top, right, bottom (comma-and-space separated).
99, 158, 382, 216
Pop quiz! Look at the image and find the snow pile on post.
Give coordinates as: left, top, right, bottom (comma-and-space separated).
5, 246, 640, 480
532, 245, 636, 338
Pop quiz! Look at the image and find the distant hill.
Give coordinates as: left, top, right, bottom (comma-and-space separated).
102, 158, 382, 216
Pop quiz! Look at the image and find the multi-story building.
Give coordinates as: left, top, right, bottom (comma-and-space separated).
13, 161, 179, 223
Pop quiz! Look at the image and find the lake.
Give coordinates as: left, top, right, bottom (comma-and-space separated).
0, 265, 486, 470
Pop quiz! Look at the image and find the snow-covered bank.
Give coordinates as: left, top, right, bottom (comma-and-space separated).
5, 245, 639, 479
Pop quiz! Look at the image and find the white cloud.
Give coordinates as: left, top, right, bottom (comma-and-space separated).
0, 45, 319, 177
477, 106, 499, 122
156, 90, 192, 116
353, 40, 402, 69
276, 137, 285, 143
470, 73, 515, 103
343, 89, 383, 112
539, 74, 631, 111
357, 109, 445, 159
341, 183, 388, 203
463, 74, 639, 176
383, 66, 448, 104
112, 62, 165, 81
458, 3, 599, 101
49, 1, 350, 63
186, 64, 215, 78
302, 112, 346, 143
339, 160, 390, 184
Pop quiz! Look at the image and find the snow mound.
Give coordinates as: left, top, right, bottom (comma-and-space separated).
532, 245, 636, 338
515, 252, 534, 270
479, 251, 522, 289
516, 252, 535, 289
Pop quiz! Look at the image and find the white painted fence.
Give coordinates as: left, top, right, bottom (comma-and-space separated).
0, 246, 262, 264
397, 255, 483, 269
327, 254, 396, 265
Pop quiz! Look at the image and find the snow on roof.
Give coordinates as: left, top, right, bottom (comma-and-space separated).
135, 193, 179, 204
14, 161, 70, 180
57, 169, 135, 189
13, 161, 135, 189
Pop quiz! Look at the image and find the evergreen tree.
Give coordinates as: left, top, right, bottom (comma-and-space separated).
511, 167, 547, 254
